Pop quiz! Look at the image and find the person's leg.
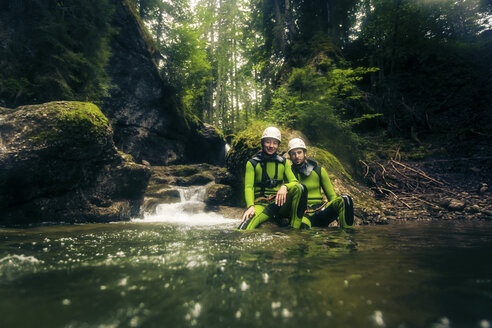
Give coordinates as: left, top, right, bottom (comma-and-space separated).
238, 204, 276, 230
307, 196, 353, 228
278, 183, 308, 229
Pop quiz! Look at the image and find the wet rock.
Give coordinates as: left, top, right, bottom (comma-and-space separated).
175, 172, 215, 186
204, 184, 235, 206
0, 101, 150, 225
145, 184, 180, 201
467, 204, 481, 213
479, 183, 488, 194
447, 199, 466, 211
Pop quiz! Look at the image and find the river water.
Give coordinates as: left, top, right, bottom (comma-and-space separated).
1, 188, 491, 328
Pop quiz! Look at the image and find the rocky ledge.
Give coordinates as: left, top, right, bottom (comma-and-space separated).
0, 101, 150, 225
141, 163, 241, 218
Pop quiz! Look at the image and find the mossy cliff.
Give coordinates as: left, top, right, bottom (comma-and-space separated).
0, 101, 150, 225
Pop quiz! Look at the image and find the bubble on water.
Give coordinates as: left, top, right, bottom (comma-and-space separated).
118, 277, 128, 286
271, 301, 281, 310
255, 312, 261, 319
240, 281, 249, 291
116, 251, 125, 257
164, 283, 170, 288
326, 311, 332, 317
229, 287, 236, 293
479, 320, 491, 328
371, 310, 385, 327
367, 300, 373, 305
235, 310, 242, 319
282, 308, 292, 318
344, 280, 349, 287
191, 303, 202, 317
100, 285, 107, 290
129, 316, 140, 327
263, 273, 269, 284
62, 299, 71, 306
431, 317, 450, 328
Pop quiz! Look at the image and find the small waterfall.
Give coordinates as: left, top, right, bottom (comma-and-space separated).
133, 186, 238, 226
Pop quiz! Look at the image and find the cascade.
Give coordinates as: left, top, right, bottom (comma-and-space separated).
133, 186, 237, 226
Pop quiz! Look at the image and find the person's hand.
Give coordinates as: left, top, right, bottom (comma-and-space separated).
275, 185, 288, 206
241, 206, 255, 222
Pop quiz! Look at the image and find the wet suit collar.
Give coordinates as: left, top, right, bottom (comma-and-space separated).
293, 158, 317, 176
252, 151, 285, 163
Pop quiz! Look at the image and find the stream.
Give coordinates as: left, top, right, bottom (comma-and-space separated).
1, 187, 491, 328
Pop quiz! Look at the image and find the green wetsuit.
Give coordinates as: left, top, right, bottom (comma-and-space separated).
238, 152, 308, 230
292, 158, 354, 228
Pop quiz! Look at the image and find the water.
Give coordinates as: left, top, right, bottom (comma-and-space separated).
1, 189, 491, 327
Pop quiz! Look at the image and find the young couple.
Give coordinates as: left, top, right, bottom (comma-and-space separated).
238, 127, 354, 230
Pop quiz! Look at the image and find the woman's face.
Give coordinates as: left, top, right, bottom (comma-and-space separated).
262, 138, 279, 156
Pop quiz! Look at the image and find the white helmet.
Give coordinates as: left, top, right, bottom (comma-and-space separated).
261, 127, 281, 143
288, 138, 307, 153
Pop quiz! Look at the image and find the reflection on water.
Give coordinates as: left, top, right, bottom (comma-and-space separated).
0, 220, 491, 328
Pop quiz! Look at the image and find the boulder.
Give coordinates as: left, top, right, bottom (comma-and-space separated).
0, 101, 150, 225
204, 184, 235, 206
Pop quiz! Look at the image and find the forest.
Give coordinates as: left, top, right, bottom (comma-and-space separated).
1, 0, 491, 168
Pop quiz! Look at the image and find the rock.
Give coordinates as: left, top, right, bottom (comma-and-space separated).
145, 184, 180, 201
204, 184, 235, 206
212, 167, 236, 185
101, 0, 225, 165
186, 123, 227, 165
175, 172, 215, 186
142, 160, 151, 166
0, 101, 150, 225
467, 204, 481, 213
479, 183, 488, 194
447, 199, 466, 211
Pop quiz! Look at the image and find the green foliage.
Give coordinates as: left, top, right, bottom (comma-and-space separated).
0, 0, 115, 107
265, 61, 378, 166
347, 0, 492, 135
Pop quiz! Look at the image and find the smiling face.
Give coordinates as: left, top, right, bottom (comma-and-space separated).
289, 148, 306, 166
262, 137, 279, 156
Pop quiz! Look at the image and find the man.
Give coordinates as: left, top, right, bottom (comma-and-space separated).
288, 138, 354, 228
238, 127, 309, 230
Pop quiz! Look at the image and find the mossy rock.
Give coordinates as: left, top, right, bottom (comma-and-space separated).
145, 183, 179, 198
308, 146, 352, 182
175, 172, 215, 186
204, 184, 235, 206
168, 165, 202, 177
24, 101, 111, 147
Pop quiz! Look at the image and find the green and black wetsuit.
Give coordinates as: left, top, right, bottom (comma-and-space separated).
292, 159, 354, 228
238, 152, 308, 230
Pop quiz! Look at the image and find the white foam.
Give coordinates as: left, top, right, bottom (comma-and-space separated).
0, 254, 42, 264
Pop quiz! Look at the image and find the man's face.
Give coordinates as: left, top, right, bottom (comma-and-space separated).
262, 138, 279, 155
289, 148, 306, 166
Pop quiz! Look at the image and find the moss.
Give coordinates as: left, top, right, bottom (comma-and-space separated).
27, 101, 110, 144
308, 146, 353, 182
